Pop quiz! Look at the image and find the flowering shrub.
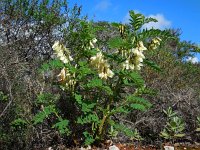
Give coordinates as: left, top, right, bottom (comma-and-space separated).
34, 10, 173, 145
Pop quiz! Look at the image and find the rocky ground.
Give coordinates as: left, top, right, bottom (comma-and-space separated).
41, 142, 200, 150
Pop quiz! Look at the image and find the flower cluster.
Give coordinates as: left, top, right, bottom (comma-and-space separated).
122, 41, 147, 70
52, 41, 76, 90
52, 41, 73, 64
57, 67, 76, 90
82, 38, 97, 50
149, 37, 162, 50
90, 51, 114, 80
89, 38, 97, 49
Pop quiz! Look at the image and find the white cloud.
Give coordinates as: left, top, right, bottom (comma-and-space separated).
123, 13, 130, 24
186, 56, 199, 64
123, 11, 171, 30
143, 14, 171, 30
95, 0, 111, 11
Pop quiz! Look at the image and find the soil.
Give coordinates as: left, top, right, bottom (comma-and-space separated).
45, 143, 200, 150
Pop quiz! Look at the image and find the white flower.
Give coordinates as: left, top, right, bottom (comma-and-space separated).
122, 59, 135, 70
92, 38, 97, 43
135, 56, 144, 63
98, 68, 114, 79
52, 41, 73, 64
122, 41, 147, 71
137, 41, 147, 51
89, 41, 95, 49
99, 72, 108, 79
52, 41, 60, 50
57, 68, 66, 82
149, 37, 162, 49
89, 38, 97, 49
135, 63, 143, 70
56, 51, 64, 57
122, 60, 130, 70
152, 37, 162, 45
68, 55, 73, 61
60, 56, 69, 64
107, 68, 114, 78
90, 51, 114, 79
90, 52, 104, 68
57, 67, 76, 90
133, 49, 140, 55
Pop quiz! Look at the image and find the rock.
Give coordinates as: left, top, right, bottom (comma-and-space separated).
48, 147, 53, 150
109, 145, 120, 150
164, 146, 175, 150
80, 145, 91, 150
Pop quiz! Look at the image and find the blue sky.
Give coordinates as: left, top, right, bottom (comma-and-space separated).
69, 0, 200, 62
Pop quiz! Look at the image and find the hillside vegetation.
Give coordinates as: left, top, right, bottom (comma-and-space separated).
0, 1, 200, 149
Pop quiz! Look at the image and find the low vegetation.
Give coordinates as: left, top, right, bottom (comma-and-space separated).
0, 0, 200, 149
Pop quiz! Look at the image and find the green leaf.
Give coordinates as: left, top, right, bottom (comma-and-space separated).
86, 78, 103, 88
33, 105, 55, 124
101, 85, 113, 96
196, 128, 200, 132
83, 131, 95, 145
108, 37, 124, 49
160, 131, 170, 139
86, 78, 113, 95
75, 93, 96, 114
77, 65, 93, 79
113, 123, 142, 140
128, 71, 145, 87
144, 17, 158, 24
36, 93, 59, 105
39, 59, 64, 72
11, 118, 27, 127
77, 114, 99, 125
143, 59, 162, 72
104, 52, 126, 63
111, 22, 121, 28
78, 60, 87, 66
139, 28, 174, 40
129, 10, 145, 31
83, 48, 99, 57
174, 133, 185, 138
130, 104, 146, 111
53, 119, 70, 135
126, 95, 152, 108
110, 106, 130, 114
75, 93, 82, 105
120, 70, 144, 86
0, 91, 8, 102
81, 103, 96, 114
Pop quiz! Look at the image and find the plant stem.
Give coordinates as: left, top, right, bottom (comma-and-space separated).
98, 74, 123, 139
98, 114, 107, 138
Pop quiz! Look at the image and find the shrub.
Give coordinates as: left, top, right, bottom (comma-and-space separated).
34, 10, 172, 145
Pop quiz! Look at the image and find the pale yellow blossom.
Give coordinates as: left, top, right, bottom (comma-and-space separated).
122, 41, 147, 71
89, 38, 97, 49
99, 68, 114, 79
122, 59, 134, 70
57, 67, 76, 90
52, 41, 73, 64
149, 37, 162, 50
90, 51, 114, 79
137, 41, 147, 51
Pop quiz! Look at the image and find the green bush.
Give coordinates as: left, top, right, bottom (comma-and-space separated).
34, 10, 172, 145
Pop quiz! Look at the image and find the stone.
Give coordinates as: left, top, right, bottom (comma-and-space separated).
109, 145, 120, 150
164, 146, 175, 150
